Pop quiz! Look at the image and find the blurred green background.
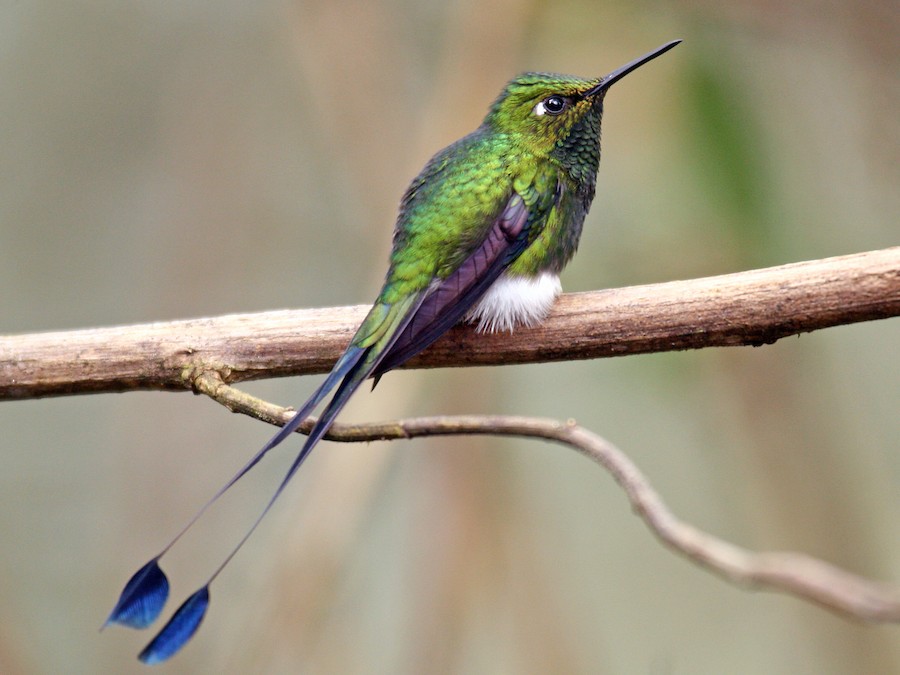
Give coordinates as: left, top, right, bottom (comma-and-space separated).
1, 1, 898, 673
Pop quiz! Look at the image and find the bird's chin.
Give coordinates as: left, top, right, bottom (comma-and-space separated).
465, 272, 562, 333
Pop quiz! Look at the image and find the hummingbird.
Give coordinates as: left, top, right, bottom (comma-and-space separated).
104, 39, 681, 663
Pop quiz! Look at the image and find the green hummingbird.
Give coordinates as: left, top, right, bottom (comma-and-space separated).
105, 39, 681, 662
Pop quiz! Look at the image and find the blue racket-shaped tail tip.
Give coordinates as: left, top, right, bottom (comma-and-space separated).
138, 587, 210, 664
103, 559, 169, 630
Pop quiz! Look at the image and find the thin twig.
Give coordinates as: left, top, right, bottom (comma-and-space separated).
193, 370, 900, 623
2, 247, 898, 399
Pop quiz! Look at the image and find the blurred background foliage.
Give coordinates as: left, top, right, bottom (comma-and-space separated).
1, 0, 898, 673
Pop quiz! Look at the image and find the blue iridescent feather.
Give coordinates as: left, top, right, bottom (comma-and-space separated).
138, 587, 210, 664
103, 559, 169, 630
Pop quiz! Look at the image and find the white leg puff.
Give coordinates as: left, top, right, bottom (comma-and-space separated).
465, 272, 562, 333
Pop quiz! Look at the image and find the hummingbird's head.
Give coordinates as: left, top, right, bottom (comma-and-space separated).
484, 41, 682, 158
484, 73, 605, 154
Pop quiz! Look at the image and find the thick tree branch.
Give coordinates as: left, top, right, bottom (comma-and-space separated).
191, 371, 900, 623
2, 247, 898, 400
4, 250, 898, 623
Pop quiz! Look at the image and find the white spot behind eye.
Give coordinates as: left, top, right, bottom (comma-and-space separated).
533, 100, 548, 116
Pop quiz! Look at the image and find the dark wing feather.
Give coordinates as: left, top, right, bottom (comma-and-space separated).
371, 192, 531, 378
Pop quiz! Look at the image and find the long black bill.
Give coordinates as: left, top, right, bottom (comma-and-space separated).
585, 39, 682, 98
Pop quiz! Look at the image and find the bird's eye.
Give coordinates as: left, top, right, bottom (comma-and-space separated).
534, 95, 568, 117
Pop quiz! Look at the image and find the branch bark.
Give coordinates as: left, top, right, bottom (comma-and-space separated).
2, 247, 898, 400
3, 249, 898, 622
191, 370, 900, 623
